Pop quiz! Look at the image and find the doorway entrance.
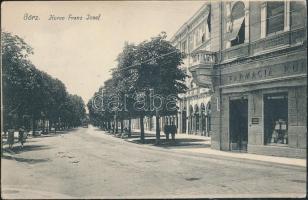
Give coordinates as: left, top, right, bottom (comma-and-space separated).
264, 93, 288, 145
229, 98, 248, 152
182, 111, 186, 133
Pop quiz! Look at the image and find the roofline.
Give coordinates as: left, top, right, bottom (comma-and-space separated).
170, 2, 210, 43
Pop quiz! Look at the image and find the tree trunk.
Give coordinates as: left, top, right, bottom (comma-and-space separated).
42, 118, 46, 133
115, 116, 118, 134
155, 111, 160, 144
112, 121, 115, 133
49, 120, 51, 133
120, 119, 124, 133
46, 120, 49, 134
54, 120, 56, 133
32, 116, 36, 134
128, 117, 131, 137
140, 115, 145, 143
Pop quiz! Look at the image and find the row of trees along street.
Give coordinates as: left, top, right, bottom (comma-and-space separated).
2, 32, 87, 134
87, 32, 188, 144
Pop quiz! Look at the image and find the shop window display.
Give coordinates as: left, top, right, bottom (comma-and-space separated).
270, 119, 288, 144
264, 93, 288, 145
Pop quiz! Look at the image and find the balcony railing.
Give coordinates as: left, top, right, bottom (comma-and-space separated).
221, 43, 249, 61
191, 50, 216, 66
221, 27, 306, 62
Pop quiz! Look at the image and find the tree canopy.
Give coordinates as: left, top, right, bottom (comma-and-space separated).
88, 32, 187, 143
2, 32, 86, 131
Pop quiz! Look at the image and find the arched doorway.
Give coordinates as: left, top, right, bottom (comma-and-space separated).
189, 105, 193, 134
194, 104, 199, 134
201, 103, 206, 136
206, 101, 211, 136
182, 106, 187, 133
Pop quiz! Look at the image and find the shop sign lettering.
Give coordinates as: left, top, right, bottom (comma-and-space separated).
283, 60, 306, 74
228, 68, 272, 82
224, 60, 306, 85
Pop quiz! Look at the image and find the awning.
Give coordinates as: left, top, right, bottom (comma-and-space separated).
224, 17, 245, 41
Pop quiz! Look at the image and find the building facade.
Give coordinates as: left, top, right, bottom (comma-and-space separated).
171, 4, 213, 136
176, 1, 306, 158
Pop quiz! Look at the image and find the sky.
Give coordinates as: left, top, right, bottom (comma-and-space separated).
2, 1, 205, 104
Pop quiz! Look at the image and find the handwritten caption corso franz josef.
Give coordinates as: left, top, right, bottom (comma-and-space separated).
23, 13, 102, 21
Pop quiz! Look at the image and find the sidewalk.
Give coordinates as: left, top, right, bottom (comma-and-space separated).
125, 129, 306, 167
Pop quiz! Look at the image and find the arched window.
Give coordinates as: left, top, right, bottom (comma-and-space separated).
230, 2, 245, 46
231, 2, 245, 19
201, 103, 206, 113
189, 105, 194, 115
267, 1, 284, 35
194, 104, 199, 115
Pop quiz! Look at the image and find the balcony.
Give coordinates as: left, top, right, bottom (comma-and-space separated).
191, 50, 216, 66
189, 50, 217, 88
221, 43, 249, 61
251, 27, 306, 55
221, 27, 307, 62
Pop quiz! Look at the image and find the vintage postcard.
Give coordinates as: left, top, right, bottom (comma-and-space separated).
1, 0, 307, 199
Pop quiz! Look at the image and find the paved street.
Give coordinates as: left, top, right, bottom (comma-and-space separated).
1, 126, 306, 199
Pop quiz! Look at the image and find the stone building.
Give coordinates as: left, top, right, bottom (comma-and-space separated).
183, 1, 306, 158
170, 3, 213, 136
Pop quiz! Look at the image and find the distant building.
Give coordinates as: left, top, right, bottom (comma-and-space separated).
172, 1, 306, 158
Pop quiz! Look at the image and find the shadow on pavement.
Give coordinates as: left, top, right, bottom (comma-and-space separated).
129, 138, 210, 149
93, 128, 105, 132
3, 145, 52, 154
92, 128, 210, 149
1, 154, 50, 164
31, 128, 79, 137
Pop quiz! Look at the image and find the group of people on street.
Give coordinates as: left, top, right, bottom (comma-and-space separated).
7, 126, 27, 149
164, 124, 177, 141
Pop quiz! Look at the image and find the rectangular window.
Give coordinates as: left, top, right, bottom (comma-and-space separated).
189, 35, 194, 51
207, 11, 211, 33
291, 1, 307, 29
266, 2, 285, 35
201, 23, 206, 43
195, 29, 200, 46
181, 40, 187, 54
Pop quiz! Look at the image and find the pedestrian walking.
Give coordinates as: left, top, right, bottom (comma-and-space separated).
170, 124, 177, 142
7, 129, 14, 149
164, 125, 170, 141
18, 126, 26, 148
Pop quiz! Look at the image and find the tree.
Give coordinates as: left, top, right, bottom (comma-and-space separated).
112, 32, 187, 143
126, 32, 187, 143
2, 31, 86, 134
